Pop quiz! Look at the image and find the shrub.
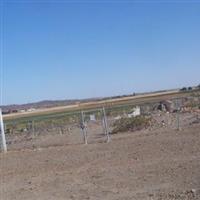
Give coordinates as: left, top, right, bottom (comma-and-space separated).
111, 115, 151, 134
180, 87, 187, 91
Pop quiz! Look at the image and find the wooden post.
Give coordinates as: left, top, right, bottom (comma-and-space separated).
0, 108, 7, 152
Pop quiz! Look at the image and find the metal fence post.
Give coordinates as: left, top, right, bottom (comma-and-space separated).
101, 110, 106, 135
32, 120, 35, 136
0, 108, 7, 152
81, 111, 88, 145
198, 95, 200, 109
102, 107, 111, 143
176, 99, 180, 131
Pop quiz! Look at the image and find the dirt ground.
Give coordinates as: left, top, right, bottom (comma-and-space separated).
1, 117, 200, 200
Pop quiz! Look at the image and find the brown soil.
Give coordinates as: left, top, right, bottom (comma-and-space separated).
1, 118, 200, 199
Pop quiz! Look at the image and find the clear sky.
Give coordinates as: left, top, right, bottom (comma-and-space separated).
1, 0, 200, 105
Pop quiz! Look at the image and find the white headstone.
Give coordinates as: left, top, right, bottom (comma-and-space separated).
90, 114, 96, 121
128, 106, 141, 118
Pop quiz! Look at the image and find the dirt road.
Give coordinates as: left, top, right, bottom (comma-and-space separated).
1, 124, 200, 200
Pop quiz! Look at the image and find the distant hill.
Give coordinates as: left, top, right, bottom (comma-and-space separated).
1, 100, 78, 112
2, 86, 198, 113
1, 94, 138, 113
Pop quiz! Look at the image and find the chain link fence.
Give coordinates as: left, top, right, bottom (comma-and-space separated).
1, 92, 200, 151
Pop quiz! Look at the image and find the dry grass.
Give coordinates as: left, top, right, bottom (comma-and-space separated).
111, 115, 151, 134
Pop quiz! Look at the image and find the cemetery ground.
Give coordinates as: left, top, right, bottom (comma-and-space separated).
0, 111, 200, 200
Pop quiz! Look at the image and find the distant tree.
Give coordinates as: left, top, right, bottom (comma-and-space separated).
180, 87, 187, 91
188, 87, 192, 91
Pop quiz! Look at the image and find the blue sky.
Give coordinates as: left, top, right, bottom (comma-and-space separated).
1, 1, 200, 105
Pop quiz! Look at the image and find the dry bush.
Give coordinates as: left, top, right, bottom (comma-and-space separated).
111, 115, 151, 134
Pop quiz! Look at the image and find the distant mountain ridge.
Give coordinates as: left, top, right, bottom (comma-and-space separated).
1, 94, 138, 112
1, 100, 77, 111
1, 98, 101, 112
2, 86, 198, 113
